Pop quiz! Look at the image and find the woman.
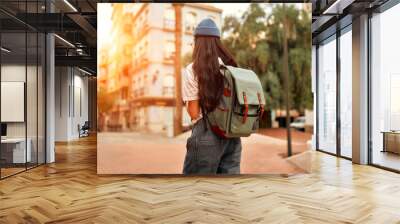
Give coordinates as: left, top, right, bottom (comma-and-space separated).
182, 18, 242, 175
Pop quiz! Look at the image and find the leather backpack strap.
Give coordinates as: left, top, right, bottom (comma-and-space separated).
242, 92, 249, 123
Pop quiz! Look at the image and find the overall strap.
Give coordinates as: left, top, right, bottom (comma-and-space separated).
199, 101, 209, 132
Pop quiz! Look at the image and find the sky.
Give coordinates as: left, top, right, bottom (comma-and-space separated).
210, 3, 251, 18
97, 3, 113, 48
97, 3, 303, 47
97, 3, 254, 48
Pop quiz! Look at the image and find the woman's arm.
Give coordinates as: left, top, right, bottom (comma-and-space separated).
186, 100, 201, 121
182, 64, 201, 122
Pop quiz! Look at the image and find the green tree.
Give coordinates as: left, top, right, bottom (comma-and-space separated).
222, 3, 312, 127
266, 4, 312, 113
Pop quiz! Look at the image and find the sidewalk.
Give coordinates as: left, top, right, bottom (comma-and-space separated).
97, 129, 311, 174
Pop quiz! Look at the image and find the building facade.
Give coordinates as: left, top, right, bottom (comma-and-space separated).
100, 3, 222, 137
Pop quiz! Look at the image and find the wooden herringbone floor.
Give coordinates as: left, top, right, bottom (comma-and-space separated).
1, 135, 400, 224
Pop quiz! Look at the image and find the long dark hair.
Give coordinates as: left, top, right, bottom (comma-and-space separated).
192, 36, 237, 113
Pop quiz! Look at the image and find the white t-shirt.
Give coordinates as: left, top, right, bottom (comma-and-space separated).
182, 62, 199, 102
182, 57, 224, 124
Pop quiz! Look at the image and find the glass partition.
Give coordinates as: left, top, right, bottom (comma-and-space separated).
1, 30, 28, 177
339, 27, 352, 158
38, 32, 45, 165
0, 1, 46, 179
317, 35, 337, 154
27, 30, 38, 169
371, 4, 400, 171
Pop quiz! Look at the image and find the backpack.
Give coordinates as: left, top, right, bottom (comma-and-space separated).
203, 63, 266, 138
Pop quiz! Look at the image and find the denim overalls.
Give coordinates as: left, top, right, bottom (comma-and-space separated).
183, 118, 242, 174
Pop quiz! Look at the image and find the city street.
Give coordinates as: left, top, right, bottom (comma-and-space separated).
97, 129, 312, 174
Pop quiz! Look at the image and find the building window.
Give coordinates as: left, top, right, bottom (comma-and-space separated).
164, 7, 175, 30
162, 75, 174, 96
143, 41, 148, 59
185, 12, 197, 33
164, 41, 175, 61
142, 74, 148, 95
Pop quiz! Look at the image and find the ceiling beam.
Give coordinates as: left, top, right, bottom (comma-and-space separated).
322, 0, 356, 15
67, 13, 97, 38
312, 15, 335, 33
55, 55, 96, 69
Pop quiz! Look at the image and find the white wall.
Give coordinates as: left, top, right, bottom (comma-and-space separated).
1, 65, 27, 141
1, 63, 46, 164
1, 66, 26, 137
55, 67, 89, 141
1, 65, 38, 138
55, 67, 69, 141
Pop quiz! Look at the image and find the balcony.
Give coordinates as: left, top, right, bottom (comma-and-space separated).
139, 87, 145, 97
162, 86, 175, 97
132, 88, 145, 98
129, 96, 175, 107
132, 24, 151, 46
131, 57, 150, 74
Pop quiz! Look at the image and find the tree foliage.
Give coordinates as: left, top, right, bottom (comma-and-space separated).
222, 3, 312, 113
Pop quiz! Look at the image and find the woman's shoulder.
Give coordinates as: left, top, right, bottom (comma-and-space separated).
184, 63, 194, 77
185, 62, 194, 71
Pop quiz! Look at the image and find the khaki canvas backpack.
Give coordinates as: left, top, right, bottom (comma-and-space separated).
204, 64, 266, 138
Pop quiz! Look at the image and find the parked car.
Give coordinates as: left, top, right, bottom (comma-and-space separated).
290, 116, 306, 131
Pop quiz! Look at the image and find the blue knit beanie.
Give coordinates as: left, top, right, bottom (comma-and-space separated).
194, 18, 220, 38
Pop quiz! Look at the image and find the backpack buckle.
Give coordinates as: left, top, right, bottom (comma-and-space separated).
243, 92, 248, 123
